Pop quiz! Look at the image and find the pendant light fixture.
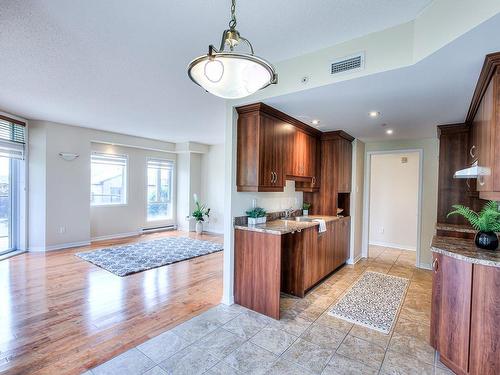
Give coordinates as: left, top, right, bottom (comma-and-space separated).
187, 0, 277, 99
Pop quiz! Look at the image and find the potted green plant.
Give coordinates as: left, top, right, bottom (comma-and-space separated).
303, 202, 311, 216
246, 207, 267, 225
447, 201, 500, 250
192, 195, 210, 234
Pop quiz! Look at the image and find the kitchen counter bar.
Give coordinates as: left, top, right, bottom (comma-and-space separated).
431, 235, 500, 267
234, 215, 340, 235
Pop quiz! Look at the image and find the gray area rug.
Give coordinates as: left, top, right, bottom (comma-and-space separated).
76, 237, 223, 276
328, 271, 409, 334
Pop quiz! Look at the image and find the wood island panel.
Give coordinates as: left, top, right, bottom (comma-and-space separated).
469, 264, 500, 375
234, 229, 281, 319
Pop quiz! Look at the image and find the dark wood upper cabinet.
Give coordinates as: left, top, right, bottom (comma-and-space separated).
436, 124, 479, 225
236, 103, 321, 192
464, 53, 500, 200
236, 107, 286, 192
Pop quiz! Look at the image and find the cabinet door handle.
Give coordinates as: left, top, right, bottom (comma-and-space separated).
312, 176, 316, 185
478, 175, 485, 186
432, 258, 439, 272
270, 171, 274, 184
470, 145, 476, 159
274, 171, 278, 184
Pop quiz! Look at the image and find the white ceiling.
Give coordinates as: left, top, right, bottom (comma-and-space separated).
0, 0, 432, 144
266, 13, 500, 141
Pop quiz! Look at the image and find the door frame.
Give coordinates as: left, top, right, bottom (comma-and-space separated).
361, 148, 424, 267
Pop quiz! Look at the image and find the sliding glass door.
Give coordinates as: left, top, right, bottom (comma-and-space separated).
0, 116, 25, 255
0, 157, 16, 255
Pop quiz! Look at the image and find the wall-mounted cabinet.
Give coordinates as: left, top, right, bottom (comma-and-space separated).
464, 53, 500, 201
236, 103, 321, 192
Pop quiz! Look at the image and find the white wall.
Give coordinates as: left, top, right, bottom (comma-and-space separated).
90, 143, 176, 240
201, 144, 225, 234
369, 152, 419, 251
363, 139, 439, 268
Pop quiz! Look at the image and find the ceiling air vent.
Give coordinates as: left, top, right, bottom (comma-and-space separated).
331, 52, 365, 75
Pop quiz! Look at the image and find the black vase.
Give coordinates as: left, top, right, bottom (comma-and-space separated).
475, 231, 499, 250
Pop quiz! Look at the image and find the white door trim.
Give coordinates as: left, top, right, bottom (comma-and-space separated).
362, 148, 424, 268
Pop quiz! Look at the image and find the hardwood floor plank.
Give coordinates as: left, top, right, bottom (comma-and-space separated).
0, 231, 223, 374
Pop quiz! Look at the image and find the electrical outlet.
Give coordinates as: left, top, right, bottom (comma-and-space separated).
377, 226, 384, 234
58, 226, 66, 234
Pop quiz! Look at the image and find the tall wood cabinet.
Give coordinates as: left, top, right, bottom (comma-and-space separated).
430, 252, 500, 375
304, 131, 354, 216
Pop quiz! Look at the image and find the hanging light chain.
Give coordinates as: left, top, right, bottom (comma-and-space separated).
229, 0, 237, 30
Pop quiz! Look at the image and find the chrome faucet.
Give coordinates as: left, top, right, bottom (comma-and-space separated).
283, 207, 295, 218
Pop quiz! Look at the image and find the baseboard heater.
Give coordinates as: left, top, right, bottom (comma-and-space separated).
142, 224, 177, 233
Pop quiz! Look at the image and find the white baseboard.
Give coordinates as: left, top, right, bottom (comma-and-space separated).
418, 262, 432, 270
30, 240, 91, 252
221, 294, 234, 306
91, 231, 141, 242
346, 254, 362, 265
369, 241, 416, 252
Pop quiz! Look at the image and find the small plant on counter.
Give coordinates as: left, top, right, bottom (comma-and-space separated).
246, 207, 267, 225
303, 202, 311, 216
447, 200, 500, 250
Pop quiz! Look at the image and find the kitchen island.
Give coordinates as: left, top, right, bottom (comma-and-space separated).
430, 235, 499, 375
234, 215, 350, 319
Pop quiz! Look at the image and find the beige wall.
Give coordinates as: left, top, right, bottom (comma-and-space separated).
90, 143, 176, 240
364, 138, 439, 268
176, 152, 202, 232
201, 144, 225, 234
28, 120, 218, 251
350, 139, 365, 263
369, 152, 419, 251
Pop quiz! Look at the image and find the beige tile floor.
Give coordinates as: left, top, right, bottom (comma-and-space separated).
89, 246, 455, 375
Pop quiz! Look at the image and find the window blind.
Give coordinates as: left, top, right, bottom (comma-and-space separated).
91, 152, 127, 166
148, 158, 175, 170
0, 116, 26, 159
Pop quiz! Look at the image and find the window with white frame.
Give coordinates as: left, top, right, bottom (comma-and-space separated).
147, 158, 174, 221
91, 153, 127, 205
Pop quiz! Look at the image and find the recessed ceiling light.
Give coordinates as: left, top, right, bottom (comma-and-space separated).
311, 119, 320, 125
386, 129, 393, 135
369, 111, 380, 118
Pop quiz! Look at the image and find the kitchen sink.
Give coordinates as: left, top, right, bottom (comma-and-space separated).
282, 216, 314, 222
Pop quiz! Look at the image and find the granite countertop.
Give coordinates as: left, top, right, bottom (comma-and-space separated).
431, 236, 500, 268
234, 215, 342, 235
436, 223, 476, 233
436, 222, 500, 235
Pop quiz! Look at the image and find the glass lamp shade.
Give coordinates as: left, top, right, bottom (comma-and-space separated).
187, 53, 276, 99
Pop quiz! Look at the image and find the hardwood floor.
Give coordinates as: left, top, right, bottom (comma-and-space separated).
0, 230, 223, 375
